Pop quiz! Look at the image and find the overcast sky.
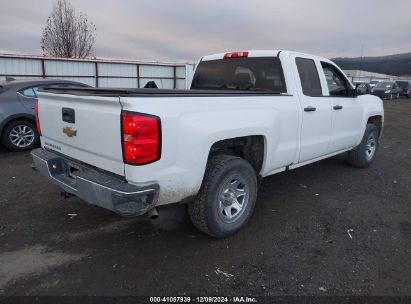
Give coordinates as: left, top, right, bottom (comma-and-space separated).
1, 0, 410, 62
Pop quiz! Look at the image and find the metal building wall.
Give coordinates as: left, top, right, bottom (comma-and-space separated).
0, 54, 193, 89
0, 57, 43, 80
45, 60, 96, 86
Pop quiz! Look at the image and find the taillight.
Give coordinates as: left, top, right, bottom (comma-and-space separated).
34, 99, 41, 135
121, 111, 161, 165
223, 51, 249, 59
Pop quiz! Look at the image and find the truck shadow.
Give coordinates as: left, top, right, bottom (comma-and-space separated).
64, 152, 353, 239
130, 152, 353, 237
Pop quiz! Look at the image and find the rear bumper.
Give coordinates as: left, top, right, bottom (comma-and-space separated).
31, 148, 159, 217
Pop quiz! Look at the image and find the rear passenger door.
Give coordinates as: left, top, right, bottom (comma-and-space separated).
319, 62, 363, 152
291, 55, 333, 163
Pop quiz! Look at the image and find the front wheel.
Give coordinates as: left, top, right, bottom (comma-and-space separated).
188, 155, 258, 238
2, 120, 39, 151
348, 124, 379, 168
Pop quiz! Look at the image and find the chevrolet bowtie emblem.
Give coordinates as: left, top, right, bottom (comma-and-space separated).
63, 127, 77, 138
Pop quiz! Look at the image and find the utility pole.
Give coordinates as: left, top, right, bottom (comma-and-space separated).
359, 44, 364, 78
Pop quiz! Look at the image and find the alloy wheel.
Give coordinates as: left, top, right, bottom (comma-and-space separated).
9, 124, 35, 148
217, 174, 250, 224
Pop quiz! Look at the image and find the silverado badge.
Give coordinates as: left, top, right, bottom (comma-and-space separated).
63, 127, 77, 138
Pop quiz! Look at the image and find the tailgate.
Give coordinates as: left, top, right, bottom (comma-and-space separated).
38, 92, 124, 176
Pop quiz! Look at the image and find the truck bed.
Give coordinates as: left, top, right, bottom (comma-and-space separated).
40, 87, 286, 97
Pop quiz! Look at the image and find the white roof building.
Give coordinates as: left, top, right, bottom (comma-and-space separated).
343, 70, 399, 82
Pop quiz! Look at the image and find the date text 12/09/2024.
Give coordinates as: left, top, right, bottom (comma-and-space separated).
150, 296, 257, 303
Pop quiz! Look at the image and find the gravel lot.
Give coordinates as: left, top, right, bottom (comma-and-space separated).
0, 99, 410, 296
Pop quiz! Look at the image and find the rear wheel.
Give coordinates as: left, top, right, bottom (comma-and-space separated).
2, 120, 39, 151
348, 124, 379, 168
188, 155, 258, 238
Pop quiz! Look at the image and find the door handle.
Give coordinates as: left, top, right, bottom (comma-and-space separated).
304, 106, 316, 112
333, 105, 343, 110
62, 107, 75, 123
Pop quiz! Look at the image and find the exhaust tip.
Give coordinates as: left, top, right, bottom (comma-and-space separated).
148, 208, 159, 220
60, 191, 74, 199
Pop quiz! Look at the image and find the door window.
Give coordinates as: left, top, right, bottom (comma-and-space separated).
321, 64, 349, 97
295, 58, 322, 96
19, 87, 37, 98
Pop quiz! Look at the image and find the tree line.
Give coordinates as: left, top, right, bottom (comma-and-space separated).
332, 53, 411, 77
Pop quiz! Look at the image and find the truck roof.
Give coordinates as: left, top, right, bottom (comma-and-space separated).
201, 50, 331, 63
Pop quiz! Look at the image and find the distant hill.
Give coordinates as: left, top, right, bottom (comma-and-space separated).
331, 53, 411, 76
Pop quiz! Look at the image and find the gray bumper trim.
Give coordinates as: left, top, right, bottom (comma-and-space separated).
31, 148, 159, 217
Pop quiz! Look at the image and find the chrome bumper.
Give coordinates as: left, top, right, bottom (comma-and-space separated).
31, 148, 159, 217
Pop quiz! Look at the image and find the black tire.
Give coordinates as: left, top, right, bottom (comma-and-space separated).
2, 120, 39, 151
348, 124, 379, 168
188, 155, 258, 238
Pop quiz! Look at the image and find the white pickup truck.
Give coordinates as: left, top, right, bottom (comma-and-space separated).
31, 50, 384, 238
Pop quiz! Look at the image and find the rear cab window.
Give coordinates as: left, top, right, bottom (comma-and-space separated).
191, 57, 287, 93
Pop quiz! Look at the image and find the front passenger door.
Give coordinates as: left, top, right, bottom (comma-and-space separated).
319, 63, 363, 153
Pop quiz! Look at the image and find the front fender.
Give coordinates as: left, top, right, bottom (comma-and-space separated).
356, 95, 384, 146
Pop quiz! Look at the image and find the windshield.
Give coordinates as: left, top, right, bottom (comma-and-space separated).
191, 57, 287, 92
396, 81, 410, 89
370, 81, 379, 85
375, 82, 393, 89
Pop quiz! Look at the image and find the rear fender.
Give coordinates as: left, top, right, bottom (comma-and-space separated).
124, 107, 282, 205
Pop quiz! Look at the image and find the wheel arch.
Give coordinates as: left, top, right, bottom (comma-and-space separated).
0, 114, 36, 138
367, 115, 383, 137
207, 135, 266, 176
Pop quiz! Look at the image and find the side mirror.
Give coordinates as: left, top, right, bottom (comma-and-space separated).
350, 88, 358, 97
355, 83, 370, 96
